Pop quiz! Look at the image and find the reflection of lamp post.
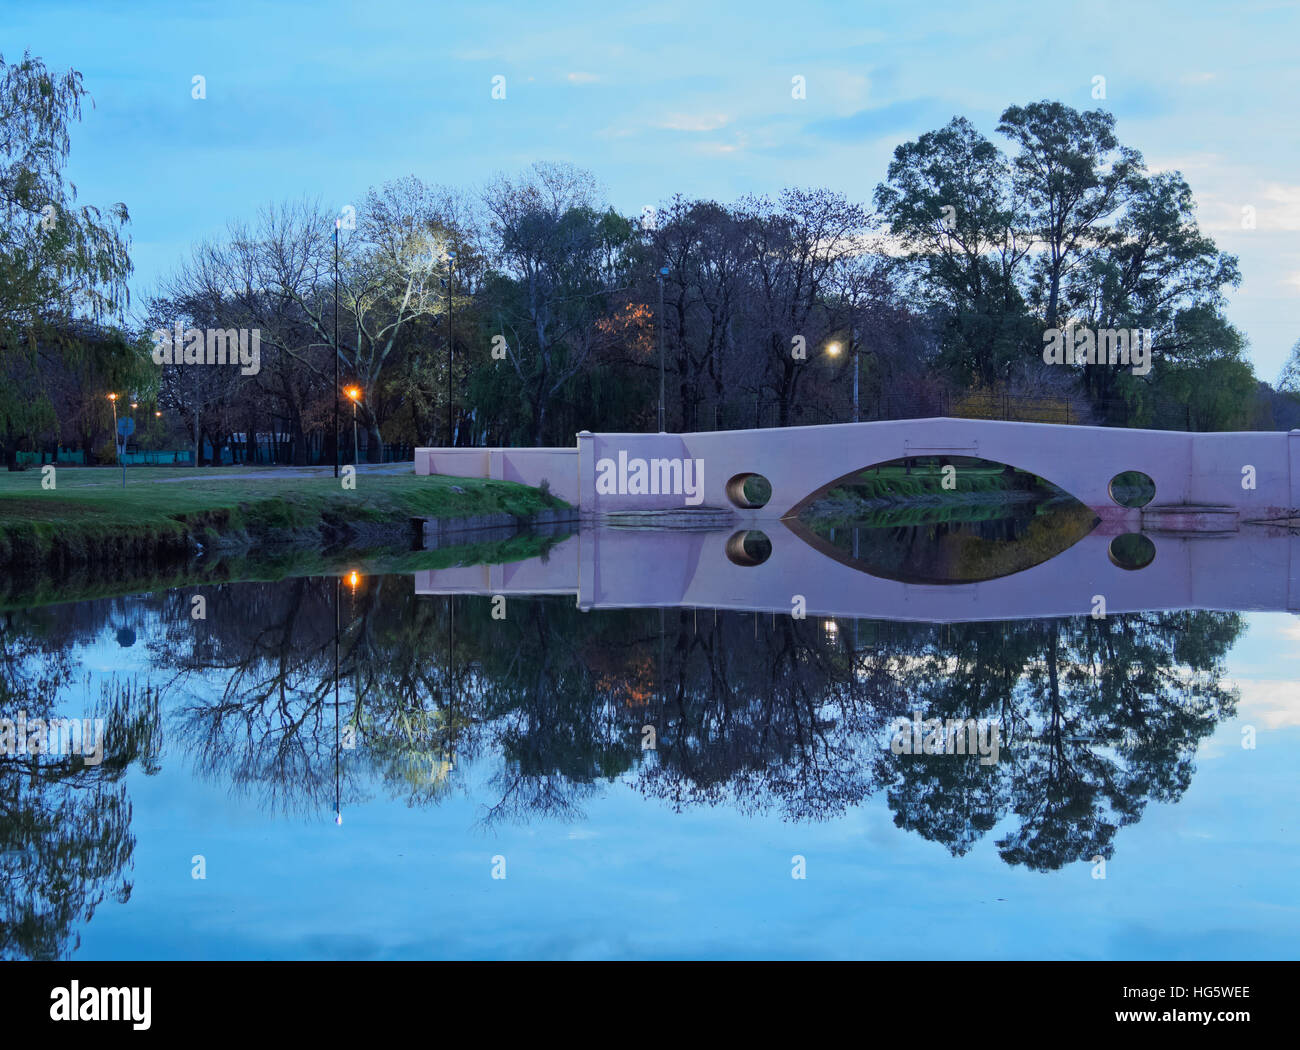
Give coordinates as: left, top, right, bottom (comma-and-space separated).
334, 218, 341, 479
334, 572, 341, 825
333, 569, 363, 827
345, 386, 361, 465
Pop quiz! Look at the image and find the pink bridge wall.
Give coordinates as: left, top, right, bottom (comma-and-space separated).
419, 421, 1300, 520
576, 420, 1300, 519
415, 446, 579, 506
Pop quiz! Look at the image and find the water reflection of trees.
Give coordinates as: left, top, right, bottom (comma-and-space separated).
0, 611, 162, 959
0, 573, 1247, 958
146, 577, 1241, 872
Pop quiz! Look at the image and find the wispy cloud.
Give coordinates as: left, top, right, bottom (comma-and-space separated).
657, 112, 730, 132
805, 98, 951, 141
1232, 677, 1300, 729
566, 72, 600, 84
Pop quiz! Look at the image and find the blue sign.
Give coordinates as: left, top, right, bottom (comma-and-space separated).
117, 416, 136, 437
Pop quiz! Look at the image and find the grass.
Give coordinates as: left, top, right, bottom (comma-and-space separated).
0, 464, 569, 569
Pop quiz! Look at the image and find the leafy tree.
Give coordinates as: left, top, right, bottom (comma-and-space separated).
0, 51, 132, 467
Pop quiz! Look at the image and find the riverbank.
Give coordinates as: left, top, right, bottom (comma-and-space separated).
0, 523, 573, 611
0, 465, 571, 573
798, 463, 1067, 528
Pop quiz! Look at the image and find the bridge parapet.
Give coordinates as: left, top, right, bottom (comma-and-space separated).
577, 419, 1296, 519
419, 420, 1300, 521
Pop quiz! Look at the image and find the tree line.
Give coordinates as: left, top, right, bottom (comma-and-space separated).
6, 50, 1300, 468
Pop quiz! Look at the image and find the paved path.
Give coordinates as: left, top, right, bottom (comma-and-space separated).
33, 463, 413, 489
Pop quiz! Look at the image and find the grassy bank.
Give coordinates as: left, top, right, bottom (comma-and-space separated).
0, 527, 572, 612
800, 462, 1065, 528
0, 465, 569, 571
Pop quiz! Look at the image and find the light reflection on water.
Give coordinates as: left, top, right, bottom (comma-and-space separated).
2, 523, 1298, 960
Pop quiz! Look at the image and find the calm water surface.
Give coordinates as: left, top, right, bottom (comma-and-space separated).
4, 518, 1298, 960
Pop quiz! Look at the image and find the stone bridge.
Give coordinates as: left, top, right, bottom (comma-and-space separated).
417, 418, 1300, 524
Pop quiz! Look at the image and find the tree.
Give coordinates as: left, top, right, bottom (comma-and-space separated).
997, 101, 1142, 330
0, 51, 132, 468
736, 188, 874, 425
480, 163, 640, 443
875, 117, 1034, 387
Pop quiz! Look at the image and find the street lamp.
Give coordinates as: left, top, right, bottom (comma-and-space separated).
446, 249, 456, 448
345, 386, 361, 465
657, 265, 669, 432
107, 393, 125, 486
826, 337, 860, 423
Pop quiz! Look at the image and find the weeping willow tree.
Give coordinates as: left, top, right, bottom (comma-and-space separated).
0, 51, 134, 468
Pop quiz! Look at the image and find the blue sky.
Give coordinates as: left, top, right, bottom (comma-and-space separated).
7, 0, 1299, 378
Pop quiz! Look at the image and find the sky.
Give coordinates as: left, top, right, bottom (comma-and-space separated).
6, 0, 1299, 379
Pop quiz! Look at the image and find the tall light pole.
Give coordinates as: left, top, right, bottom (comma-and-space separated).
850, 325, 859, 423
446, 249, 456, 448
827, 337, 860, 423
333, 218, 341, 478
346, 386, 361, 464
657, 265, 669, 432
193, 364, 199, 467
107, 393, 119, 478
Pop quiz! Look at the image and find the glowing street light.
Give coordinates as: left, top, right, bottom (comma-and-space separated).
345, 386, 362, 465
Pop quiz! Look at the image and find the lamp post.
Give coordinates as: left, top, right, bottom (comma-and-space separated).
107, 393, 119, 468
446, 249, 456, 448
333, 218, 341, 478
850, 325, 859, 423
826, 337, 860, 423
657, 265, 669, 432
345, 386, 361, 465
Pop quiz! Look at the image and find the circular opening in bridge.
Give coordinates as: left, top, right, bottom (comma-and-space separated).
1108, 470, 1156, 508
725, 530, 772, 567
1108, 533, 1156, 571
726, 472, 772, 509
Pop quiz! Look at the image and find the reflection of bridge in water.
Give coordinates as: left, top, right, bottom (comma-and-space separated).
414, 522, 1300, 623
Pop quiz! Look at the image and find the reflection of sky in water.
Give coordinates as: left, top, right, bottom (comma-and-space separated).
58, 607, 1300, 961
